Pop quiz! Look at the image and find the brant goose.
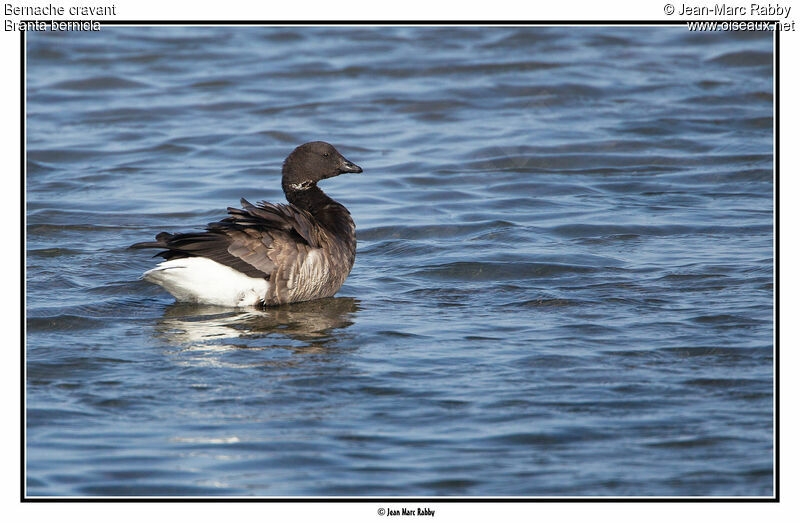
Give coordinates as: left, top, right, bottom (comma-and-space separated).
131, 141, 363, 307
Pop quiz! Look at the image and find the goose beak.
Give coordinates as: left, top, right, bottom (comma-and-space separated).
339, 159, 363, 174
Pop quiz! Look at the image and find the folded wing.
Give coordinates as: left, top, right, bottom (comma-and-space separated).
130, 198, 322, 280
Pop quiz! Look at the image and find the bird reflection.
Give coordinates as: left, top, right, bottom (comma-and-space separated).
153, 297, 360, 367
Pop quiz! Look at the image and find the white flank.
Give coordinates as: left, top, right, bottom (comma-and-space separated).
142, 257, 269, 307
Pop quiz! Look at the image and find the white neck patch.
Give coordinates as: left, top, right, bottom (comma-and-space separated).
289, 181, 313, 190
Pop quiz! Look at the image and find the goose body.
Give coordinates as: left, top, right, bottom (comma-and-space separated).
131, 142, 362, 307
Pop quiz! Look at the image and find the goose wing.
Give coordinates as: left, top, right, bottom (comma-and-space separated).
130, 198, 322, 279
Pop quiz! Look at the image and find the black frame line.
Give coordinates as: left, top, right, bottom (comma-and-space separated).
19, 19, 780, 503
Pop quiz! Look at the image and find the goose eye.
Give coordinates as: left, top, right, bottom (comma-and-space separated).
323, 152, 329, 158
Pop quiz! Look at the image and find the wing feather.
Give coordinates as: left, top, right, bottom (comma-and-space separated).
129, 198, 323, 279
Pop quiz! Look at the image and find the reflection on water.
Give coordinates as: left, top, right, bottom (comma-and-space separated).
155, 298, 360, 367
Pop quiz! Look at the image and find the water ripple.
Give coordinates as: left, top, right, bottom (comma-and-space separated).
25, 25, 773, 497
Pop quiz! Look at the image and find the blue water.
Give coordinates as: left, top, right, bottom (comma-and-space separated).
25, 26, 774, 496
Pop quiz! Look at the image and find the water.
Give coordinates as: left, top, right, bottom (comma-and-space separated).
25, 26, 774, 497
